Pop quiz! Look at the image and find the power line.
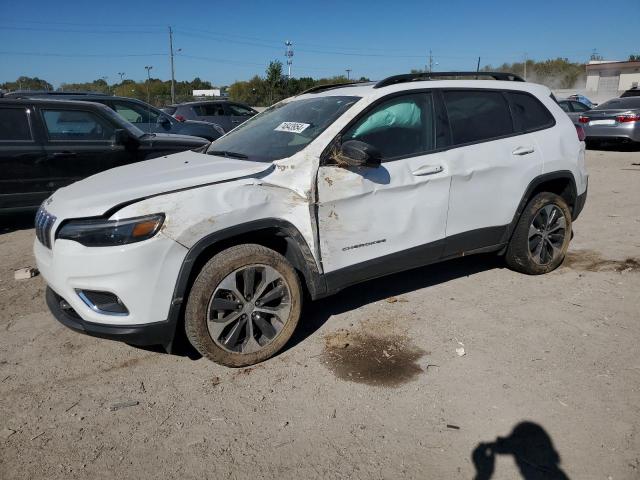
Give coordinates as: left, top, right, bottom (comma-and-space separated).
0, 25, 162, 34
0, 51, 166, 58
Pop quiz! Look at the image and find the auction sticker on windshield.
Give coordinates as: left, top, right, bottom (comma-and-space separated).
275, 122, 310, 133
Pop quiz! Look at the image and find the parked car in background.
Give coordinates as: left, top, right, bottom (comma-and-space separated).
0, 98, 208, 212
578, 96, 640, 147
4, 92, 224, 141
558, 98, 592, 122
35, 72, 588, 367
567, 94, 598, 108
165, 100, 258, 133
620, 86, 640, 98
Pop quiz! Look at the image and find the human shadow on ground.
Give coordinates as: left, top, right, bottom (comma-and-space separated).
472, 421, 570, 480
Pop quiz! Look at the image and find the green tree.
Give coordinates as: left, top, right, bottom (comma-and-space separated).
483, 57, 585, 89
1, 76, 53, 91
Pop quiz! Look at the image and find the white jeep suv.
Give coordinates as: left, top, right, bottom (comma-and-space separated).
34, 72, 588, 367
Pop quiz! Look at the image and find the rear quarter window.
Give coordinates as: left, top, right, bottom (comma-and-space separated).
506, 91, 555, 132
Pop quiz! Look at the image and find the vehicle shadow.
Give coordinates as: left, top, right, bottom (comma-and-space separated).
586, 142, 640, 152
285, 252, 503, 353
472, 421, 570, 479
167, 252, 503, 362
0, 211, 37, 235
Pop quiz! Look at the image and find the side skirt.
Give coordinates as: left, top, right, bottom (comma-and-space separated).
323, 225, 508, 296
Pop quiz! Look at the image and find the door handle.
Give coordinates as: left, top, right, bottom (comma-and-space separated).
412, 165, 444, 176
231, 120, 241, 124
48, 151, 77, 159
512, 146, 535, 156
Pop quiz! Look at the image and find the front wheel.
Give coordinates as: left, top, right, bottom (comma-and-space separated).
185, 244, 302, 367
505, 192, 572, 275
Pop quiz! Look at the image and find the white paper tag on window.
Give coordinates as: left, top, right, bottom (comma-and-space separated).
274, 122, 310, 133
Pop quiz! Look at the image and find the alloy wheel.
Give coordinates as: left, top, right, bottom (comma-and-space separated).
528, 204, 566, 265
206, 265, 291, 354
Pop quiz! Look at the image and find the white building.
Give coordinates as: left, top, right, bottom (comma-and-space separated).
193, 89, 221, 97
585, 60, 640, 96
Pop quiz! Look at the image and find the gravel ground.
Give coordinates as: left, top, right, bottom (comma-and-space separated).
1, 149, 639, 480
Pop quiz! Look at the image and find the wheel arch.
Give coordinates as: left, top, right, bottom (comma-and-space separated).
165, 219, 325, 352
501, 171, 578, 248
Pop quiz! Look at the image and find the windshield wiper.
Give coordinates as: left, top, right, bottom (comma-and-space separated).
208, 150, 248, 159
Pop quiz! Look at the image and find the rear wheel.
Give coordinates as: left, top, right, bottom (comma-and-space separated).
505, 192, 572, 275
185, 244, 302, 367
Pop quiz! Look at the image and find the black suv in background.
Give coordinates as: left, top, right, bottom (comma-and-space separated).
0, 98, 209, 213
163, 100, 257, 132
3, 92, 225, 141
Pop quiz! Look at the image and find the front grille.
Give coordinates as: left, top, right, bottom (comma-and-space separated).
35, 207, 57, 249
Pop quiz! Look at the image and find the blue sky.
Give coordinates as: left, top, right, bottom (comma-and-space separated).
0, 0, 638, 88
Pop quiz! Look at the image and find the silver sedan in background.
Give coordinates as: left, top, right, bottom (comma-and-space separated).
558, 98, 592, 123
578, 97, 640, 147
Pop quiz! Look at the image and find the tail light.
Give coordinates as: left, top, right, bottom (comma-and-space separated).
578, 116, 589, 124
175, 115, 186, 122
575, 124, 586, 142
616, 114, 640, 123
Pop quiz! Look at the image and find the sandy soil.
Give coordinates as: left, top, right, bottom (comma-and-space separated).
1, 149, 639, 479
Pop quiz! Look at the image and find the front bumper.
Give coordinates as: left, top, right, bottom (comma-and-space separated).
35, 230, 188, 349
46, 287, 175, 348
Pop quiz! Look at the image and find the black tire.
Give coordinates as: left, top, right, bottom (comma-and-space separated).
185, 244, 302, 367
505, 192, 572, 275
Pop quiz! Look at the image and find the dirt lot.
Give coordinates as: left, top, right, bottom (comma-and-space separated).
1, 149, 639, 479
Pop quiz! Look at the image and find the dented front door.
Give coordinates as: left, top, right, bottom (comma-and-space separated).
316, 154, 451, 273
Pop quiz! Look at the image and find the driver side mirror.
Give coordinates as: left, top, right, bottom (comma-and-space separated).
158, 115, 171, 125
335, 140, 382, 168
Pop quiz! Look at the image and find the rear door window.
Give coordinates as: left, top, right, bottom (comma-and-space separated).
226, 104, 255, 116
0, 108, 32, 141
506, 91, 555, 132
443, 90, 513, 145
558, 101, 571, 113
42, 109, 114, 141
343, 92, 435, 161
194, 104, 225, 116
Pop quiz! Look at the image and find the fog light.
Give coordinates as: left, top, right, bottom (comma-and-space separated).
76, 290, 129, 316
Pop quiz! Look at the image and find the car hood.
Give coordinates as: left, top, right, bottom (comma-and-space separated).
47, 150, 273, 219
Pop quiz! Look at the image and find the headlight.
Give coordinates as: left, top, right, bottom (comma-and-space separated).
57, 214, 164, 247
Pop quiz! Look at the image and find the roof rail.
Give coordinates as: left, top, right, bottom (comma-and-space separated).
1, 90, 110, 98
374, 71, 525, 89
298, 82, 363, 95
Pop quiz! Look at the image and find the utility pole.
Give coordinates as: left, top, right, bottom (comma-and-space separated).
523, 53, 528, 81
428, 49, 433, 73
285, 41, 293, 79
169, 26, 176, 104
345, 68, 352, 80
117, 72, 125, 82
145, 66, 153, 104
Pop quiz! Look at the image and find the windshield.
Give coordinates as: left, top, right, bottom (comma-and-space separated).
206, 95, 360, 162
